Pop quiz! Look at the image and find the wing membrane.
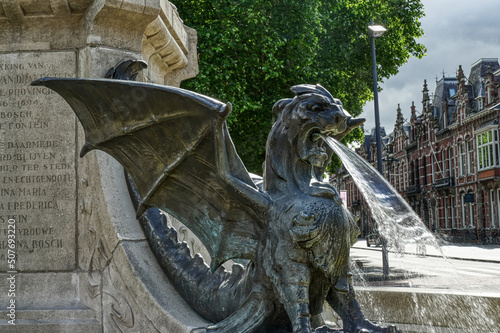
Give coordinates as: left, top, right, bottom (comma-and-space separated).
33, 78, 263, 268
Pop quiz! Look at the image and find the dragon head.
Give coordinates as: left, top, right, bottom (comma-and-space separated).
272, 84, 364, 166
264, 84, 364, 193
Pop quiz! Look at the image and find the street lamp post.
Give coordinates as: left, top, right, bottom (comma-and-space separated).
368, 21, 390, 279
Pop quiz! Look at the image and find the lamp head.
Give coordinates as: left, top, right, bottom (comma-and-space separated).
368, 25, 387, 38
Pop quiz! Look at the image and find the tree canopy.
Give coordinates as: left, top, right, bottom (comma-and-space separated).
175, 0, 426, 174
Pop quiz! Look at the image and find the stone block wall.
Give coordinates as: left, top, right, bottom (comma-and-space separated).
0, 1, 205, 331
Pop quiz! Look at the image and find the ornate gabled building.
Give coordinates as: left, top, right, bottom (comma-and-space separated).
336, 58, 500, 241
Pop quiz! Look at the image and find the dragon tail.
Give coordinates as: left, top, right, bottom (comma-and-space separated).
125, 171, 254, 323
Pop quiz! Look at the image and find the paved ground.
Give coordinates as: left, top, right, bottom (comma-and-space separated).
351, 239, 500, 295
353, 238, 500, 263
346, 240, 500, 332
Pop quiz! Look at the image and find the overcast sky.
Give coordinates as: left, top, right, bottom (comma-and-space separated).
360, 0, 500, 134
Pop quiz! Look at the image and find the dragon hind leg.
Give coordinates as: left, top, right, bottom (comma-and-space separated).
327, 282, 400, 333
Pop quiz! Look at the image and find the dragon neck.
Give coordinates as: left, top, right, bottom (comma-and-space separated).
263, 125, 334, 198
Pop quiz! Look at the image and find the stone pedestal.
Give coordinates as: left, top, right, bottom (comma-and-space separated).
0, 1, 206, 331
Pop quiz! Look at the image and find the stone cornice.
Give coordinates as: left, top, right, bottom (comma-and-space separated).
84, 0, 161, 51
0, 0, 93, 18
463, 107, 497, 125
0, 0, 195, 82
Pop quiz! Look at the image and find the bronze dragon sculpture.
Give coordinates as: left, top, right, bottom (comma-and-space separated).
33, 76, 399, 333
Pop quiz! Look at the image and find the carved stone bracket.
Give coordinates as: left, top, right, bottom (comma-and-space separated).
142, 2, 198, 85
143, 16, 188, 74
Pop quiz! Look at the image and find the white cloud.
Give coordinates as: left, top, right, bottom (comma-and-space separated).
361, 0, 500, 134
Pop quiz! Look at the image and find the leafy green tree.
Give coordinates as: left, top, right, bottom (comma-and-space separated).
175, 0, 426, 174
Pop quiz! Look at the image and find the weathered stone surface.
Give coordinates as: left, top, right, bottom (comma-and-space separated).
0, 0, 201, 332
104, 234, 209, 332
0, 51, 77, 271
0, 1, 91, 51
0, 271, 100, 332
77, 152, 210, 332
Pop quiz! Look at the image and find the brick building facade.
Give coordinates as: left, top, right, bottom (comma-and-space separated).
335, 58, 500, 242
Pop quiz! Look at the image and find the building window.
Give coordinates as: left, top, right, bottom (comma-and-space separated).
410, 161, 415, 185
402, 162, 406, 191
476, 129, 499, 171
416, 159, 420, 185
422, 156, 427, 185
442, 150, 447, 177
450, 195, 456, 228
461, 193, 466, 228
496, 188, 500, 229
448, 147, 454, 178
468, 200, 474, 228
461, 190, 475, 228
459, 142, 466, 176
467, 140, 473, 175
444, 197, 449, 229
431, 157, 435, 183
400, 163, 404, 191
478, 98, 484, 111
399, 163, 402, 190
491, 189, 498, 229
400, 163, 403, 191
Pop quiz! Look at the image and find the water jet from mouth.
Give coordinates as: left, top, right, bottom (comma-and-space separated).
324, 137, 499, 332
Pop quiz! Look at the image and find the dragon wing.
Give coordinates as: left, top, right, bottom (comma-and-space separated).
33, 78, 266, 270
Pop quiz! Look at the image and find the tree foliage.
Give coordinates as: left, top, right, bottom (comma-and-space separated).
175, 0, 426, 174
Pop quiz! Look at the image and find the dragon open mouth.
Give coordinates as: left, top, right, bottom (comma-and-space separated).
310, 128, 334, 143
297, 127, 331, 167
298, 112, 349, 168
308, 127, 327, 148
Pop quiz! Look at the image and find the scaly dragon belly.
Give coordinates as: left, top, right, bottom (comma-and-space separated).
266, 197, 360, 284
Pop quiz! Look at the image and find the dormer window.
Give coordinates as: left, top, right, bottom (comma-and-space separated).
443, 106, 448, 129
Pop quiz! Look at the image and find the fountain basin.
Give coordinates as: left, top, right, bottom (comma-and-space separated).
357, 287, 500, 332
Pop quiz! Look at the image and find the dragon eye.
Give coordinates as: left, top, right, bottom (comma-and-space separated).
310, 104, 323, 112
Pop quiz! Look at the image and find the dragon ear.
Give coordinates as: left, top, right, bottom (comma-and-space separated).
290, 84, 336, 104
273, 98, 293, 115
290, 84, 317, 96
314, 84, 335, 102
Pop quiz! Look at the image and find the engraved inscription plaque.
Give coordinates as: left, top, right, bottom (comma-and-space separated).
0, 52, 77, 271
